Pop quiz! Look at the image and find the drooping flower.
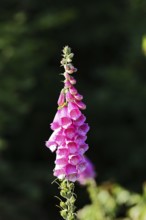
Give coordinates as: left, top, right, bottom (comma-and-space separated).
46, 46, 90, 182
78, 157, 96, 185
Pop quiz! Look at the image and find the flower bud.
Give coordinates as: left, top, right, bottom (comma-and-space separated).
60, 209, 68, 219
69, 76, 76, 85
63, 46, 71, 55
66, 92, 74, 102
60, 201, 67, 209
65, 80, 72, 88
64, 72, 70, 79
65, 64, 77, 74
66, 191, 72, 198
74, 93, 83, 100
57, 92, 65, 106
60, 180, 67, 188
68, 213, 76, 220
75, 100, 86, 110
70, 195, 76, 203
69, 86, 77, 95
60, 189, 68, 198
69, 182, 74, 190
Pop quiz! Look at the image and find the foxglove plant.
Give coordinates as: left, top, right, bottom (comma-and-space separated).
46, 46, 90, 220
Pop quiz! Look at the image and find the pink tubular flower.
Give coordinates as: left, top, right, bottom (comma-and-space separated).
78, 157, 96, 185
65, 64, 77, 74
75, 100, 86, 110
69, 76, 76, 85
57, 91, 65, 106
79, 143, 89, 154
64, 125, 76, 139
74, 93, 83, 101
77, 123, 90, 136
68, 102, 81, 120
67, 141, 78, 154
46, 47, 90, 182
69, 86, 77, 95
66, 91, 74, 102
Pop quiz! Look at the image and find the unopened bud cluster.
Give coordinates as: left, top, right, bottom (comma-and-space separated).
59, 179, 76, 220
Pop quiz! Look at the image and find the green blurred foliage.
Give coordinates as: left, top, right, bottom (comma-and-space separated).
78, 181, 146, 220
0, 0, 146, 219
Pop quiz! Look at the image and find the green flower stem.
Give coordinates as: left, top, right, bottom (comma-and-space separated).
85, 179, 106, 219
86, 179, 99, 204
59, 179, 77, 220
57, 46, 77, 219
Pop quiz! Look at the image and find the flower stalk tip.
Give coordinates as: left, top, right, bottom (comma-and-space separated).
61, 46, 74, 66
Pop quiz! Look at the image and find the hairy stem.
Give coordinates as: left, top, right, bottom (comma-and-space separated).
59, 179, 77, 220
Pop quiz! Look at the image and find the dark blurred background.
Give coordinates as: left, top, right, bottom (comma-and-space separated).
0, 0, 146, 219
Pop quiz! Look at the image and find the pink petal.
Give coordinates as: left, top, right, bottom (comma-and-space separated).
45, 141, 57, 152
64, 72, 70, 79
66, 164, 77, 175
75, 135, 87, 145
59, 106, 68, 117
73, 114, 86, 126
55, 157, 68, 166
51, 107, 69, 129
74, 93, 83, 101
65, 80, 72, 88
67, 174, 78, 182
57, 92, 65, 106
50, 122, 60, 130
69, 76, 76, 85
46, 128, 61, 150
77, 162, 86, 173
68, 102, 81, 120
51, 111, 60, 129
67, 141, 78, 154
69, 155, 82, 165
64, 126, 76, 139
65, 64, 77, 74
57, 147, 68, 157
78, 157, 96, 184
60, 117, 72, 128
54, 168, 66, 179
66, 92, 74, 102
69, 86, 77, 95
77, 123, 90, 135
70, 109, 81, 120
55, 134, 65, 145
75, 100, 86, 110
79, 143, 89, 154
